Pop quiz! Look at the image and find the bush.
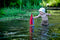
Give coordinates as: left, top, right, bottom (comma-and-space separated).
40, 0, 60, 7
0, 8, 26, 17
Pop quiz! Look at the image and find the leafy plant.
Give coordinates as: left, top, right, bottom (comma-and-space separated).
40, 0, 60, 7
26, 1, 32, 9
10, 2, 16, 7
0, 8, 26, 17
40, 0, 47, 7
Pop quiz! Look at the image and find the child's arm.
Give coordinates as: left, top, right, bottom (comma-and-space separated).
33, 14, 41, 19
46, 13, 51, 16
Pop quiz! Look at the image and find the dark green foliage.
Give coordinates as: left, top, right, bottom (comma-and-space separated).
0, 0, 42, 17
0, 0, 60, 8
0, 0, 42, 9
0, 8, 26, 17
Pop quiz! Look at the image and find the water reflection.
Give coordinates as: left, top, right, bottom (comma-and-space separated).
0, 10, 60, 40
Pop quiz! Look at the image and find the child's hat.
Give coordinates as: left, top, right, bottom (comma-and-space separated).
39, 7, 45, 13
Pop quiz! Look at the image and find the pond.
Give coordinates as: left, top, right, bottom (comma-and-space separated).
0, 10, 60, 40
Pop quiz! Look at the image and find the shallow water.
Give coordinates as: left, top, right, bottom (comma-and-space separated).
0, 10, 60, 40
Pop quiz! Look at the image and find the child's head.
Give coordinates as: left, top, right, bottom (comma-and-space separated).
39, 8, 45, 14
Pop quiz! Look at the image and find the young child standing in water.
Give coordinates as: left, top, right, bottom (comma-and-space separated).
33, 7, 51, 26
33, 7, 51, 40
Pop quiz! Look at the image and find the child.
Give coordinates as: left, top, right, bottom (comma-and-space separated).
33, 7, 51, 40
33, 7, 51, 26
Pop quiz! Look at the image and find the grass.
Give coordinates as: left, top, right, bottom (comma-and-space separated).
0, 8, 26, 17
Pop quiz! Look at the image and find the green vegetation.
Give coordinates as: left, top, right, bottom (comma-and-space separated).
0, 0, 42, 18
0, 0, 42, 9
40, 0, 60, 7
0, 0, 60, 18
0, 8, 26, 18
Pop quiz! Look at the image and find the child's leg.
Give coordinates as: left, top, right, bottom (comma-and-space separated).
41, 25, 49, 34
40, 21, 49, 40
40, 25, 49, 40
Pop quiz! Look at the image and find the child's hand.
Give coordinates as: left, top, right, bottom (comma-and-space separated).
33, 17, 35, 19
49, 14, 51, 16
